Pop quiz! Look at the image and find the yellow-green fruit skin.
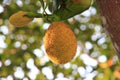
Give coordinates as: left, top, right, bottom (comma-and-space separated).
44, 22, 77, 64
9, 11, 33, 27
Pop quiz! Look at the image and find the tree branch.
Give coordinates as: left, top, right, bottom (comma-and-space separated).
96, 0, 120, 60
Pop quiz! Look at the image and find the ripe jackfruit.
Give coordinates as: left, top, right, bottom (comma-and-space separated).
9, 11, 33, 27
44, 22, 77, 64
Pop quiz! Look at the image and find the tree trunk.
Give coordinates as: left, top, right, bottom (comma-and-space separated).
96, 0, 120, 59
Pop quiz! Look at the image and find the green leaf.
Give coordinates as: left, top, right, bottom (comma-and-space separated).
54, 0, 92, 20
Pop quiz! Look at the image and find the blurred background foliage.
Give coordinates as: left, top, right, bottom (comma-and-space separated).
0, 0, 120, 80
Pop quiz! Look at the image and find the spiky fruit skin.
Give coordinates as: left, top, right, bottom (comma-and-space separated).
9, 11, 33, 27
44, 22, 77, 64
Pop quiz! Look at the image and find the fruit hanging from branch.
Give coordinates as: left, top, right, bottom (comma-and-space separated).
8, 0, 92, 64
44, 22, 77, 64
9, 11, 33, 27
9, 0, 91, 24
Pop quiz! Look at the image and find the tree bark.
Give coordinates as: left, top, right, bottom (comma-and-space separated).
96, 0, 120, 59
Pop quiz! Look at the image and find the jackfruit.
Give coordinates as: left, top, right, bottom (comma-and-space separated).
44, 22, 77, 64
9, 11, 33, 27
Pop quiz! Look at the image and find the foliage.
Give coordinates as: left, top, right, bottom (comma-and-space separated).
0, 0, 120, 80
